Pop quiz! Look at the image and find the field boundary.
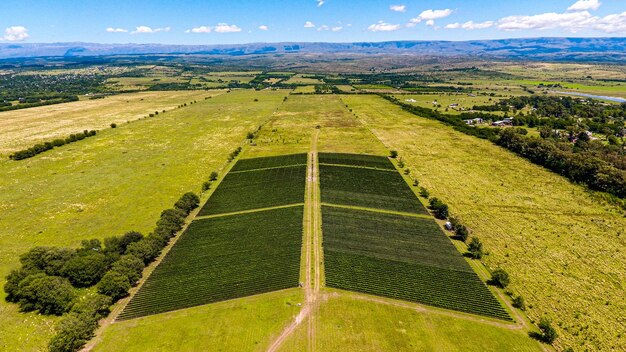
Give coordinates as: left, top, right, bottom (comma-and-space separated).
229, 163, 307, 174
321, 202, 432, 219
318, 162, 396, 172
194, 202, 305, 219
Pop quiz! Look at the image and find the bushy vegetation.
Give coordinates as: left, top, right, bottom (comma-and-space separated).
384, 95, 626, 201
4, 191, 201, 352
467, 237, 485, 259
490, 268, 511, 288
9, 130, 97, 160
118, 206, 304, 320
319, 164, 428, 214
198, 165, 306, 216
428, 197, 449, 219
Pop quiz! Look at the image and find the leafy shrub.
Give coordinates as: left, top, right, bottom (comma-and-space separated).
16, 274, 75, 315
48, 312, 98, 352
455, 224, 469, 242
202, 181, 211, 192
9, 130, 97, 160
209, 171, 218, 181
512, 295, 526, 310
110, 123, 117, 128
104, 231, 144, 255
174, 192, 200, 213
428, 198, 449, 219
20, 247, 75, 276
419, 187, 430, 198
467, 237, 484, 259
490, 268, 510, 288
61, 252, 108, 287
70, 293, 112, 318
110, 255, 145, 285
389, 150, 398, 158
538, 317, 558, 344
97, 271, 131, 301
4, 268, 31, 302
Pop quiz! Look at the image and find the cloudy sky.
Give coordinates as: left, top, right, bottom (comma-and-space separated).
1, 0, 624, 44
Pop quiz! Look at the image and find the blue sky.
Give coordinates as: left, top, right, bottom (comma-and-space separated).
0, 0, 624, 44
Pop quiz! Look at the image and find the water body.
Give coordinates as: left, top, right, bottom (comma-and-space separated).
550, 90, 626, 103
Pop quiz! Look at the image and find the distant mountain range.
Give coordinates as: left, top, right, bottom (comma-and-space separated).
1, 37, 624, 62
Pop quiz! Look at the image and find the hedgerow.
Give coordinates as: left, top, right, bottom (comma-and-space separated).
9, 130, 97, 160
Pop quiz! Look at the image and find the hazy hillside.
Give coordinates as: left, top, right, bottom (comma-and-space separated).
1, 37, 624, 62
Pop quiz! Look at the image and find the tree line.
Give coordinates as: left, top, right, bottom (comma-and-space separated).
3, 191, 200, 352
9, 130, 97, 161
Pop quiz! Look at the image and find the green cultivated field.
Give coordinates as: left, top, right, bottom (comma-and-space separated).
319, 165, 427, 214
119, 206, 304, 320
322, 206, 470, 271
230, 153, 307, 172
0, 89, 288, 351
343, 94, 626, 351
318, 152, 395, 170
197, 165, 306, 215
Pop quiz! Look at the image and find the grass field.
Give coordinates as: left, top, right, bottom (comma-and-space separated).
119, 206, 304, 320
197, 165, 306, 215
95, 289, 303, 352
230, 153, 307, 172
391, 93, 511, 116
343, 94, 626, 351
318, 152, 395, 170
0, 90, 219, 155
284, 74, 323, 85
319, 165, 428, 214
277, 293, 542, 352
0, 89, 288, 351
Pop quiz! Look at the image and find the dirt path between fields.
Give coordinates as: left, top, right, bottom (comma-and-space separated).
267, 128, 321, 352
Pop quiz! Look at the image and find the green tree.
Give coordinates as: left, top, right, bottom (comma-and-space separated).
19, 247, 75, 276
512, 295, 525, 310
209, 171, 218, 181
70, 293, 112, 319
17, 274, 75, 315
389, 150, 398, 158
61, 252, 108, 287
4, 268, 31, 302
455, 224, 469, 242
97, 271, 131, 301
538, 317, 558, 344
490, 268, 510, 288
48, 313, 98, 352
467, 237, 484, 259
110, 255, 145, 285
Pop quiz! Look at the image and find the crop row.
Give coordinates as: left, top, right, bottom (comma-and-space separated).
322, 206, 470, 272
230, 153, 308, 172
325, 251, 510, 320
118, 206, 304, 320
198, 165, 306, 216
319, 164, 428, 214
318, 152, 395, 170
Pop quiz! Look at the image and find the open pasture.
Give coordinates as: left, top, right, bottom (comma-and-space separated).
119, 206, 304, 320
197, 165, 306, 216
0, 90, 219, 155
319, 164, 427, 214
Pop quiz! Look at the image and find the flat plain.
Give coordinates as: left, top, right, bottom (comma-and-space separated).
0, 90, 216, 154
342, 94, 626, 351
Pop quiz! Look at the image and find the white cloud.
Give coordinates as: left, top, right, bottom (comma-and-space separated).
368, 20, 401, 32
595, 12, 626, 32
497, 11, 596, 31
106, 27, 128, 33
390, 5, 406, 13
331, 26, 343, 32
446, 20, 494, 30
304, 21, 316, 28
187, 26, 212, 33
258, 25, 269, 31
317, 0, 325, 7
2, 26, 29, 41
568, 0, 601, 12
214, 23, 242, 33
131, 26, 170, 34
186, 23, 242, 34
317, 25, 330, 31
408, 9, 453, 27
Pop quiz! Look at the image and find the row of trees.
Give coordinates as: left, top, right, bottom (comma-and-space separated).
3, 192, 200, 352
384, 95, 626, 202
9, 130, 97, 160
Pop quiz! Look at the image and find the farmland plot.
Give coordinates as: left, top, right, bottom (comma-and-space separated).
230, 153, 307, 172
119, 206, 304, 320
319, 164, 427, 214
198, 165, 306, 216
323, 206, 510, 320
318, 152, 395, 170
